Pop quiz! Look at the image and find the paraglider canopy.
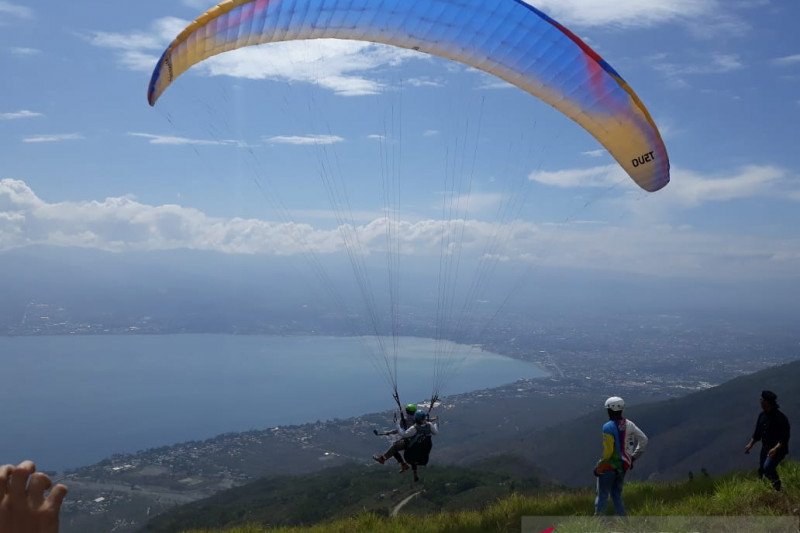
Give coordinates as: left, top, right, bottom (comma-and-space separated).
148, 0, 670, 193
147, 0, 674, 417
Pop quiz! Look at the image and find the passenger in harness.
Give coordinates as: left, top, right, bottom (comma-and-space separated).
373, 410, 438, 481
372, 403, 418, 473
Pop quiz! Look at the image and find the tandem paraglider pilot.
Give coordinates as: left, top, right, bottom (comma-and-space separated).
373, 409, 438, 482
593, 396, 648, 517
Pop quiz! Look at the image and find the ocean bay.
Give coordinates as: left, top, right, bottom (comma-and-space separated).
0, 334, 544, 471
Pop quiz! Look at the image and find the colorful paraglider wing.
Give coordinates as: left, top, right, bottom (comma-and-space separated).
148, 0, 669, 192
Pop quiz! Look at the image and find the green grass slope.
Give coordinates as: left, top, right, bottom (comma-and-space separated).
179, 461, 800, 533
144, 459, 544, 532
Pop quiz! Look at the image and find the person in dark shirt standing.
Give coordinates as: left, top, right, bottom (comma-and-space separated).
744, 390, 790, 491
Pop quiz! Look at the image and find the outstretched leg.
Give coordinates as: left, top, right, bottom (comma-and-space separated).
0, 460, 68, 533
373, 439, 409, 471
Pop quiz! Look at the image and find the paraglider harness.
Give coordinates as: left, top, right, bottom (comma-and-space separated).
392, 391, 437, 467
403, 420, 433, 466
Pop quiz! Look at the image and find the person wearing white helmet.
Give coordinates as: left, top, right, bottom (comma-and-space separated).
593, 396, 648, 516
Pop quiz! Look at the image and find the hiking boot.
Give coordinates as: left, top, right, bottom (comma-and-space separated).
399, 462, 410, 473
372, 454, 385, 465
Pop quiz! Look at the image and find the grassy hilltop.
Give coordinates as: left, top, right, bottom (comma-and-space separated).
143, 360, 800, 532
150, 461, 800, 533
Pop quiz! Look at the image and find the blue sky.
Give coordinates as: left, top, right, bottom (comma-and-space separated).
2, 0, 799, 285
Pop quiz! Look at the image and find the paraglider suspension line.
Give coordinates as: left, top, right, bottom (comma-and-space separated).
428, 393, 439, 417
392, 388, 404, 419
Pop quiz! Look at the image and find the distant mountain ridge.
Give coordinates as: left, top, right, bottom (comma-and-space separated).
507, 358, 800, 485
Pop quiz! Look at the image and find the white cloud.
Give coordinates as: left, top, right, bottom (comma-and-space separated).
129, 132, 246, 147
22, 133, 83, 143
9, 47, 40, 56
0, 1, 32, 20
1, 110, 43, 120
89, 31, 162, 51
406, 77, 444, 88
477, 80, 514, 90
526, 0, 715, 28
181, 0, 217, 10
2, 179, 799, 280
90, 16, 426, 96
582, 149, 606, 158
87, 17, 190, 72
422, 130, 440, 137
438, 192, 506, 215
265, 134, 344, 146
772, 54, 800, 67
529, 164, 627, 188
473, 72, 515, 90
288, 208, 385, 224
686, 13, 751, 40
706, 54, 744, 72
627, 165, 792, 210
0, 179, 338, 255
649, 53, 744, 87
202, 40, 423, 96
531, 163, 796, 209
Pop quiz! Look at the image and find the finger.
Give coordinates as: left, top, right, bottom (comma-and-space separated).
43, 484, 68, 512
27, 472, 53, 508
0, 464, 13, 498
9, 460, 36, 496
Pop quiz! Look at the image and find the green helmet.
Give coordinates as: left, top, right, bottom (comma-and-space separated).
405, 403, 417, 414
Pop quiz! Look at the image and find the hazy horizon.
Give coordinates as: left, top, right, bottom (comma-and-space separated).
2, 1, 799, 383
2, 244, 799, 337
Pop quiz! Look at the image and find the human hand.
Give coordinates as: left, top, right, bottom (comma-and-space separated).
768, 447, 778, 459
0, 460, 67, 533
744, 443, 753, 454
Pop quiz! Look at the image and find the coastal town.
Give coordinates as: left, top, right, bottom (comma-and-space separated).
49, 318, 794, 532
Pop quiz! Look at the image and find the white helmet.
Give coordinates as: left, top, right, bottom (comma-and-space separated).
604, 396, 625, 412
